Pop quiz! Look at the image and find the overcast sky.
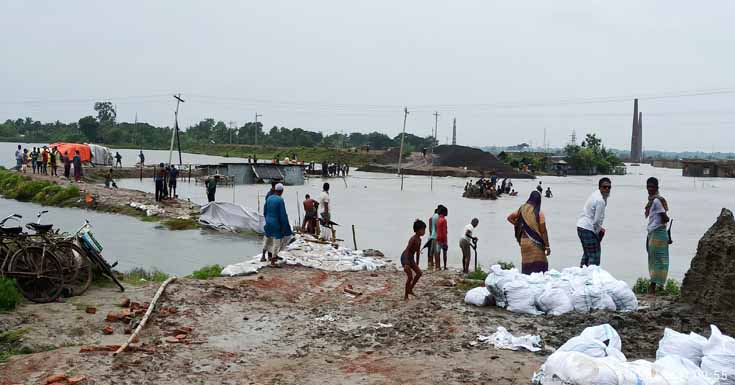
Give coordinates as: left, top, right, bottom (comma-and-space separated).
2, 0, 734, 152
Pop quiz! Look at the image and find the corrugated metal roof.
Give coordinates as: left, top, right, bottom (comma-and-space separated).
252, 165, 284, 180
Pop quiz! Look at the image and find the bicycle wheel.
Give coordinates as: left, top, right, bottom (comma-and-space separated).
9, 246, 64, 303
55, 241, 93, 296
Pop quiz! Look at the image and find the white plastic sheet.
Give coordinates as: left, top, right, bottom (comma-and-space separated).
199, 202, 265, 234
478, 326, 542, 352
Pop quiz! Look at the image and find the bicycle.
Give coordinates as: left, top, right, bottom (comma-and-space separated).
24, 210, 93, 296
0, 214, 65, 303
73, 219, 125, 293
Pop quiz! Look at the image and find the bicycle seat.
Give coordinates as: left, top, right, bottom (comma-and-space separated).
26, 223, 53, 233
0, 227, 22, 235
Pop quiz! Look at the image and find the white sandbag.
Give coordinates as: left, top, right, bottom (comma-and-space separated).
535, 351, 635, 385
535, 284, 574, 316
604, 280, 639, 312
579, 324, 622, 351
655, 328, 707, 366
504, 280, 542, 315
571, 284, 604, 313
464, 286, 492, 306
701, 325, 735, 384
220, 260, 263, 276
484, 264, 520, 308
556, 336, 627, 361
651, 355, 716, 385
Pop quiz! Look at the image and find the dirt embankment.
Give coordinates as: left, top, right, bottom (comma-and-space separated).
2, 264, 734, 385
363, 145, 534, 179
5, 170, 200, 223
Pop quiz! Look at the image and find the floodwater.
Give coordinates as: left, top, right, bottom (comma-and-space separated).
3, 142, 733, 284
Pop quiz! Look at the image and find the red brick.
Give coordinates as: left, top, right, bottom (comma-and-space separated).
105, 312, 120, 322
45, 374, 67, 384
120, 297, 131, 308
175, 334, 187, 340
68, 375, 88, 384
165, 337, 181, 343
85, 306, 96, 314
102, 326, 113, 335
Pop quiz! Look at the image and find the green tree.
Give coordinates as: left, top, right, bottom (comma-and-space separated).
94, 102, 116, 124
78, 116, 99, 142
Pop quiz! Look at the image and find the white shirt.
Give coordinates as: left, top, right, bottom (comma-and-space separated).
576, 190, 607, 234
647, 198, 666, 233
319, 191, 330, 213
462, 224, 475, 242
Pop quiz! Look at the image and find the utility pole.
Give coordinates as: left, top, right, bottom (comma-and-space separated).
397, 107, 409, 191
430, 111, 439, 191
168, 94, 185, 166
228, 121, 236, 144
133, 113, 138, 146
254, 113, 262, 146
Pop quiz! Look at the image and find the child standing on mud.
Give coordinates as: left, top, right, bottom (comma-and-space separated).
401, 219, 426, 300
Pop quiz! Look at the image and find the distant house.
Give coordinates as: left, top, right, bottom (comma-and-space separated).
682, 159, 735, 178
198, 162, 306, 185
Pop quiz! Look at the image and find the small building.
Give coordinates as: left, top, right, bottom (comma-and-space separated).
550, 158, 570, 176
198, 162, 306, 185
682, 159, 735, 178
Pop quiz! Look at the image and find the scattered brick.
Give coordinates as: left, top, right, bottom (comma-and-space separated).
120, 297, 131, 308
165, 337, 181, 343
44, 374, 67, 384
85, 306, 96, 314
102, 326, 113, 335
175, 334, 187, 340
105, 312, 120, 322
68, 375, 88, 384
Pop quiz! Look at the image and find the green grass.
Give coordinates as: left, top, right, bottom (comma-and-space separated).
0, 277, 23, 312
496, 260, 516, 270
161, 218, 199, 230
188, 264, 223, 280
0, 167, 80, 206
633, 277, 681, 297
119, 267, 170, 284
465, 268, 488, 281
0, 328, 32, 363
184, 144, 383, 167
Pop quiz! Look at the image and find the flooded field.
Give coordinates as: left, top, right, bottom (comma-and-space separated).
3, 142, 732, 283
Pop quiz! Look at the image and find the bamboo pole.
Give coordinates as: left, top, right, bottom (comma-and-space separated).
352, 224, 357, 250
296, 192, 302, 228
113, 276, 177, 356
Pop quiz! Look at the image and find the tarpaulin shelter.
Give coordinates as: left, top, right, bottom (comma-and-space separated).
48, 143, 113, 165
199, 202, 265, 234
49, 143, 92, 163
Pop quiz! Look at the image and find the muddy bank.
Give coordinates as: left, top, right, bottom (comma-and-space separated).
2, 266, 733, 384
0, 169, 200, 226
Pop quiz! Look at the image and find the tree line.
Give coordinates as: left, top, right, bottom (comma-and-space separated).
0, 102, 437, 152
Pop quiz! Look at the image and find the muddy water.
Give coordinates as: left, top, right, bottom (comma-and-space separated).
3, 142, 733, 283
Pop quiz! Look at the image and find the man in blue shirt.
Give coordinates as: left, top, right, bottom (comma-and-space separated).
263, 183, 293, 266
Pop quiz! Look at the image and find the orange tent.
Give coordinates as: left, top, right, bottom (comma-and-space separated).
49, 143, 92, 162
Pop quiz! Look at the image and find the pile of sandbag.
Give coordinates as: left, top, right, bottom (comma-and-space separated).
469, 264, 637, 315
533, 324, 735, 385
221, 234, 388, 276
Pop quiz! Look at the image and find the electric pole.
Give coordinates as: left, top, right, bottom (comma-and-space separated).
430, 111, 439, 191
254, 113, 262, 146
168, 94, 185, 166
397, 107, 409, 191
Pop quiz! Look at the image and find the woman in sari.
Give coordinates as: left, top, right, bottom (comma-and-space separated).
507, 191, 551, 274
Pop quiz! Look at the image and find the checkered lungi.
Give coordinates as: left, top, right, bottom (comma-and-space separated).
577, 227, 601, 266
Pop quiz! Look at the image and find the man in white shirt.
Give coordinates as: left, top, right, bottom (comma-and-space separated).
319, 182, 334, 240
459, 218, 479, 274
576, 177, 611, 267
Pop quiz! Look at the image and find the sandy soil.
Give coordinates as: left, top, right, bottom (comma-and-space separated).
1, 267, 732, 385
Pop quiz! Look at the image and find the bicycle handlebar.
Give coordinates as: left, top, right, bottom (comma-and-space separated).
0, 214, 23, 227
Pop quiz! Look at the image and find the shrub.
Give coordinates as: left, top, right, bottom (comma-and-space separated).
189, 265, 223, 280
496, 260, 515, 270
0, 328, 32, 363
0, 278, 23, 311
466, 268, 488, 281
121, 267, 170, 284
162, 218, 199, 231
633, 277, 680, 297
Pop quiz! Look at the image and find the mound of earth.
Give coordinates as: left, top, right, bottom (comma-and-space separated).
433, 145, 516, 174
680, 208, 735, 312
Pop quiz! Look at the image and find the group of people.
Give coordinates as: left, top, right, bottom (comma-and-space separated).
536, 181, 553, 198
259, 181, 335, 266
14, 144, 83, 182
402, 176, 672, 300
153, 163, 180, 202
464, 176, 518, 199
320, 162, 349, 177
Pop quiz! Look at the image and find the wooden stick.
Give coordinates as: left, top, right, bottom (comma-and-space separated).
352, 224, 357, 250
113, 276, 177, 356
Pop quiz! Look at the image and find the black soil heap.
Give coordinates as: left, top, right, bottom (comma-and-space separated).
433, 145, 515, 174
680, 208, 735, 312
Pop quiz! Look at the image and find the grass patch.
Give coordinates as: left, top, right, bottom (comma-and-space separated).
465, 268, 488, 281
0, 277, 23, 312
188, 264, 223, 280
161, 218, 199, 231
141, 216, 161, 222
0, 168, 81, 206
496, 260, 516, 270
633, 277, 681, 297
0, 327, 32, 363
119, 267, 170, 284
456, 280, 484, 292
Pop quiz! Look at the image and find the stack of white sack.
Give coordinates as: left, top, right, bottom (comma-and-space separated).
476, 264, 637, 315
220, 234, 388, 276
533, 324, 735, 385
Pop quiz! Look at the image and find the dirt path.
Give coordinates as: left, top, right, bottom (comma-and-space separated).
1, 267, 731, 385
